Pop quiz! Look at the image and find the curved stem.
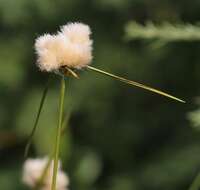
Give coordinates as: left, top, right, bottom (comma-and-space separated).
24, 78, 50, 157
51, 76, 66, 190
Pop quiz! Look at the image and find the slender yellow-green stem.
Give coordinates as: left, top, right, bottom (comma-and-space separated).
33, 112, 70, 190
24, 78, 50, 157
189, 173, 200, 190
87, 65, 185, 103
51, 76, 66, 190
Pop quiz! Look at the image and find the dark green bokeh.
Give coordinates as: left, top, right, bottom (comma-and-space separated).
0, 0, 200, 190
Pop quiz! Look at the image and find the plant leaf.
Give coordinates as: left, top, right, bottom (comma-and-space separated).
189, 172, 200, 190
87, 66, 185, 103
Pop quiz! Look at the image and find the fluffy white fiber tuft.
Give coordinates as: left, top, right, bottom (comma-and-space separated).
61, 23, 91, 44
22, 157, 69, 190
35, 22, 93, 72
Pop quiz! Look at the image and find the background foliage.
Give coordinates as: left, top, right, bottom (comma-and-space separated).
0, 0, 200, 190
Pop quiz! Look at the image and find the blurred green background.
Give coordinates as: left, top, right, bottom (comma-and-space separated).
0, 0, 200, 190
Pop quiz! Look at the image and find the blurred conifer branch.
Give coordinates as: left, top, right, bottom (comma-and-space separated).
125, 22, 200, 42
188, 99, 200, 131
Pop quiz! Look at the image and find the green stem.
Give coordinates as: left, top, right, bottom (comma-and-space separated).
33, 112, 70, 190
51, 76, 66, 190
24, 78, 50, 158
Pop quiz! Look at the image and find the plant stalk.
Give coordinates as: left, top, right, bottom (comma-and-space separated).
24, 78, 50, 157
34, 112, 70, 190
51, 76, 66, 190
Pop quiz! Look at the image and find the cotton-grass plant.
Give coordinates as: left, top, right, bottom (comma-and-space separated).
26, 22, 185, 190
22, 157, 69, 190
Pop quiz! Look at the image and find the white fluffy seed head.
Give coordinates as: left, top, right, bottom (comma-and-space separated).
61, 22, 91, 44
62, 41, 93, 69
35, 34, 68, 72
22, 157, 69, 190
35, 22, 93, 72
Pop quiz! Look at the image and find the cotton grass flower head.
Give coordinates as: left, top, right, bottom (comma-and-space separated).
61, 22, 92, 44
22, 157, 69, 190
35, 22, 93, 72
